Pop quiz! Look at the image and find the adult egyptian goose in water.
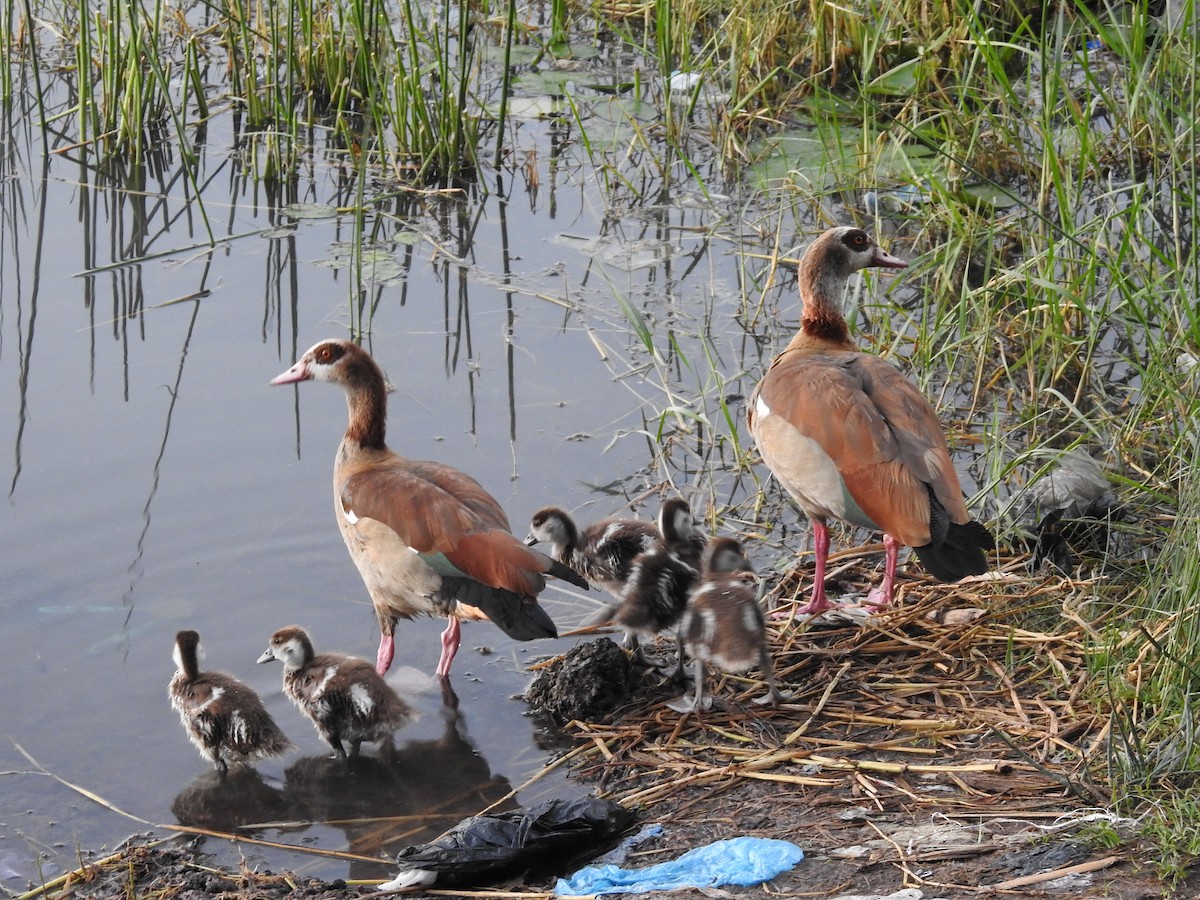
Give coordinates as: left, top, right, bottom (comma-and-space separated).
597, 498, 706, 666
257, 625, 413, 760
272, 340, 588, 677
169, 630, 292, 775
668, 538, 781, 713
526, 507, 657, 596
748, 226, 993, 614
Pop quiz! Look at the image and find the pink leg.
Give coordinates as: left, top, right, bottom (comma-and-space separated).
435, 617, 461, 678
796, 520, 837, 616
376, 633, 395, 676
865, 533, 899, 608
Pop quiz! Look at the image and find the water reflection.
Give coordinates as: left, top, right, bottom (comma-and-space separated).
171, 767, 290, 833
171, 682, 517, 879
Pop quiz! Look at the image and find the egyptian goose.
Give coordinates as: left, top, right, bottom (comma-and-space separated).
271, 340, 588, 677
169, 630, 292, 775
748, 226, 994, 614
668, 537, 781, 713
598, 497, 706, 666
526, 506, 657, 596
256, 625, 413, 760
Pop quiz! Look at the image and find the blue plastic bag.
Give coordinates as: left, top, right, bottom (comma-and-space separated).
555, 836, 803, 896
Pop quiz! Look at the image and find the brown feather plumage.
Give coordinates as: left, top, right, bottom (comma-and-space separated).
748, 227, 992, 612
272, 339, 574, 677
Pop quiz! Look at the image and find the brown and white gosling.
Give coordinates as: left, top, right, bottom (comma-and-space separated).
596, 498, 707, 670
667, 538, 782, 713
256, 625, 413, 761
526, 506, 657, 596
169, 630, 292, 775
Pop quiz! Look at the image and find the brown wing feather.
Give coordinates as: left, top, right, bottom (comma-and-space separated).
753, 350, 969, 546
847, 354, 971, 522
402, 460, 513, 530
339, 459, 508, 552
338, 455, 553, 597
443, 531, 548, 597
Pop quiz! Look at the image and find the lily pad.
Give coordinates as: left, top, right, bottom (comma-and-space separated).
866, 57, 931, 97
513, 69, 580, 95
282, 202, 339, 220
488, 95, 570, 119
315, 243, 407, 283
479, 44, 543, 66
744, 127, 861, 186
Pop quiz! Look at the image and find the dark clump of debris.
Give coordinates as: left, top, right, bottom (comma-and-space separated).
525, 637, 634, 724
1019, 447, 1128, 573
46, 838, 353, 899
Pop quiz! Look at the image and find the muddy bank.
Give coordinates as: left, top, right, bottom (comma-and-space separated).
20, 552, 1197, 898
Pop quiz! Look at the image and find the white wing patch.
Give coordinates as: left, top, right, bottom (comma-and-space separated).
755, 394, 772, 420
349, 682, 375, 717
313, 665, 338, 697
195, 685, 224, 713
229, 710, 249, 746
923, 447, 945, 477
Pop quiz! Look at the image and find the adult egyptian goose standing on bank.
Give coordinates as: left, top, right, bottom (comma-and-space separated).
748, 226, 994, 614
169, 630, 292, 775
272, 340, 588, 677
257, 625, 413, 760
526, 507, 657, 597
668, 538, 781, 713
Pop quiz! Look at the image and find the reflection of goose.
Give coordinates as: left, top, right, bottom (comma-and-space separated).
669, 538, 781, 713
168, 630, 291, 775
748, 227, 993, 614
257, 625, 413, 761
271, 339, 587, 677
281, 681, 515, 879
526, 507, 656, 596
171, 766, 289, 833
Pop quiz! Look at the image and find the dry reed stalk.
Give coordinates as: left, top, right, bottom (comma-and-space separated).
550, 549, 1122, 827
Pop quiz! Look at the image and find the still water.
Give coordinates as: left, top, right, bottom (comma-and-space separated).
0, 86, 818, 886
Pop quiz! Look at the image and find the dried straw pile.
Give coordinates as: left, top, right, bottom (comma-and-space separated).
569, 547, 1124, 818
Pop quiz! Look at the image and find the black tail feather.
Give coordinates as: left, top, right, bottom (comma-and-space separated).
914, 519, 994, 582
440, 577, 558, 640
547, 558, 591, 589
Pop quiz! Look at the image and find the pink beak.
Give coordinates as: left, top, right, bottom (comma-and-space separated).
872, 247, 908, 269
271, 359, 310, 385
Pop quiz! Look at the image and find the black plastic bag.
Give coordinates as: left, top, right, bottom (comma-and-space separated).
389, 796, 635, 887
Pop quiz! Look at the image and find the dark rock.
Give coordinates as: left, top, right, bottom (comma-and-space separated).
525, 638, 633, 725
